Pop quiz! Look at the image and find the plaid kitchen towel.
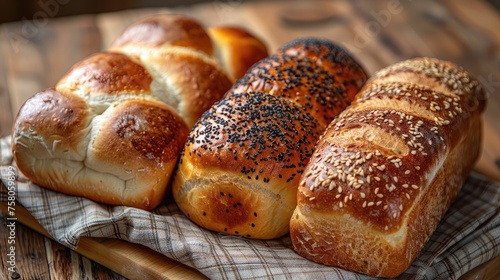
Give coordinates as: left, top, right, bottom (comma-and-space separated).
1, 136, 499, 279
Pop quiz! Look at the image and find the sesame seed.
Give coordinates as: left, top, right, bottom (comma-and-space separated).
362, 201, 367, 208
393, 213, 397, 218
375, 176, 381, 181
376, 165, 386, 171
403, 184, 409, 188
405, 170, 411, 175
376, 201, 383, 206
393, 176, 398, 183
405, 193, 411, 199
411, 184, 419, 189
374, 187, 379, 194
358, 168, 365, 177
309, 197, 316, 201
360, 192, 366, 198
368, 202, 374, 207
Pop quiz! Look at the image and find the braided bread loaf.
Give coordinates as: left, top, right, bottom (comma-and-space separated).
11, 14, 267, 210
172, 38, 368, 239
289, 57, 486, 277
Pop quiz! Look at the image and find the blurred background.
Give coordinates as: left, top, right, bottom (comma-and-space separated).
1, 0, 499, 23
0, 0, 265, 23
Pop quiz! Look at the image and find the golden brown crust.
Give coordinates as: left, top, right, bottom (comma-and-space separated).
208, 26, 268, 81
230, 54, 347, 129
56, 52, 152, 95
110, 14, 213, 55
142, 48, 232, 128
290, 57, 486, 277
278, 38, 368, 101
173, 38, 368, 239
108, 16, 267, 129
12, 88, 91, 179
290, 114, 482, 277
230, 39, 367, 128
173, 92, 323, 239
84, 99, 189, 209
12, 89, 189, 210
183, 92, 322, 186
370, 57, 483, 96
12, 14, 260, 210
90, 99, 188, 167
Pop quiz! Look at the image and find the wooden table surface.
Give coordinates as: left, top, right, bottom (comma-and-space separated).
0, 0, 499, 279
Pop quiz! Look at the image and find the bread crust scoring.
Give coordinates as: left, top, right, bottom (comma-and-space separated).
290, 57, 486, 277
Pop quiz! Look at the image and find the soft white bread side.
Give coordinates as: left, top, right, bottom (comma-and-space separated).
12, 52, 190, 210
172, 38, 368, 239
289, 57, 486, 277
11, 14, 268, 210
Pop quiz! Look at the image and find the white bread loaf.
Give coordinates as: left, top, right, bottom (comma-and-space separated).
172, 38, 368, 239
11, 14, 268, 210
289, 57, 486, 277
109, 14, 268, 128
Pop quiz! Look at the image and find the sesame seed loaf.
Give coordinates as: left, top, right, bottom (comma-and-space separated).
289, 57, 486, 277
172, 38, 368, 239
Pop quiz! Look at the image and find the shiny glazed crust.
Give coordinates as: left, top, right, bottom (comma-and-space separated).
231, 38, 368, 128
289, 57, 486, 277
173, 38, 368, 239
174, 92, 323, 239
11, 14, 268, 210
207, 26, 269, 82
12, 53, 190, 210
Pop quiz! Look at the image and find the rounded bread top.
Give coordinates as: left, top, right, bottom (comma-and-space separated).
183, 91, 323, 188
110, 14, 213, 55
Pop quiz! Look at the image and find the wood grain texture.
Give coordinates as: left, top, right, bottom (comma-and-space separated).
0, 211, 50, 279
0, 0, 499, 279
0, 198, 205, 280
0, 205, 127, 280
0, 15, 102, 137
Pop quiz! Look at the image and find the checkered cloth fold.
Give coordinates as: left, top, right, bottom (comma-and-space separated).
1, 136, 499, 279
